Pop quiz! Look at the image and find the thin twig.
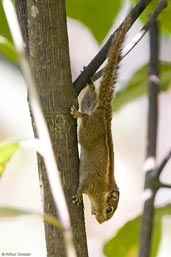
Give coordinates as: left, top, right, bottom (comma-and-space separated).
138, 20, 159, 257
159, 183, 171, 189
123, 0, 167, 59
73, 0, 153, 94
92, 0, 167, 82
156, 148, 171, 177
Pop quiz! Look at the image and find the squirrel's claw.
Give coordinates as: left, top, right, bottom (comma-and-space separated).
70, 105, 77, 118
72, 194, 82, 205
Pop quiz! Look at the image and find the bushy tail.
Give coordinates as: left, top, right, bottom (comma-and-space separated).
97, 14, 132, 116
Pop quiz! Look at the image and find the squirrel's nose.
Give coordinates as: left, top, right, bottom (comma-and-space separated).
97, 215, 106, 224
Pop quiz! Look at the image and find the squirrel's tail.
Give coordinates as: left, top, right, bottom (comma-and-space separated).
97, 14, 132, 116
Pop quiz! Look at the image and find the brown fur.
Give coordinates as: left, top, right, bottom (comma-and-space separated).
71, 14, 131, 223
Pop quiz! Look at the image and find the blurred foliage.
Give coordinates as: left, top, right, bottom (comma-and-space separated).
0, 206, 38, 217
0, 36, 19, 65
0, 142, 20, 177
130, 0, 171, 35
0, 141, 62, 230
0, 1, 19, 64
0, 206, 63, 230
66, 0, 122, 43
104, 205, 171, 257
0, 1, 12, 40
113, 62, 171, 112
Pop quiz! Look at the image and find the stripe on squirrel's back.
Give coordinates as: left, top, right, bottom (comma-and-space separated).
97, 14, 132, 188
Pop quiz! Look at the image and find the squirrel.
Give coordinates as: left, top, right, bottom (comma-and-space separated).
71, 14, 131, 224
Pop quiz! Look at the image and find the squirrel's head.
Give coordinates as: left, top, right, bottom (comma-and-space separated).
91, 188, 120, 224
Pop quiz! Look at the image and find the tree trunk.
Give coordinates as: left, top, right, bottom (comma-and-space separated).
16, 0, 89, 256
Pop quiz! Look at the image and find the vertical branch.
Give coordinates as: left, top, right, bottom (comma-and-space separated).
147, 22, 159, 158
26, 0, 89, 257
138, 21, 160, 257
4, 1, 79, 257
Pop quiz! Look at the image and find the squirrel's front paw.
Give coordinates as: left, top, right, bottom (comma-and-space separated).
72, 194, 83, 205
70, 105, 78, 118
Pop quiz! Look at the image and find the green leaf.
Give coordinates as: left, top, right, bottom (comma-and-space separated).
43, 213, 63, 230
113, 62, 171, 112
103, 205, 171, 257
0, 142, 20, 177
0, 1, 19, 64
0, 1, 12, 41
0, 206, 63, 230
0, 206, 33, 217
130, 0, 171, 35
0, 36, 19, 65
66, 0, 123, 43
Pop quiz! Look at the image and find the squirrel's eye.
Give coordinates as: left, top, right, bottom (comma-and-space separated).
106, 206, 113, 214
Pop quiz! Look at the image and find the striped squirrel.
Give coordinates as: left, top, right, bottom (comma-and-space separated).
71, 14, 131, 223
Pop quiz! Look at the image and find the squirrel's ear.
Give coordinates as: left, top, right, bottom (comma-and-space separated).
108, 189, 119, 201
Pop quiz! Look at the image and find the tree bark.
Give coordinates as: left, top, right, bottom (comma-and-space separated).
16, 0, 89, 256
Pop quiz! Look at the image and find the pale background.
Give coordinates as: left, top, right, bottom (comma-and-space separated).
0, 2, 171, 257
